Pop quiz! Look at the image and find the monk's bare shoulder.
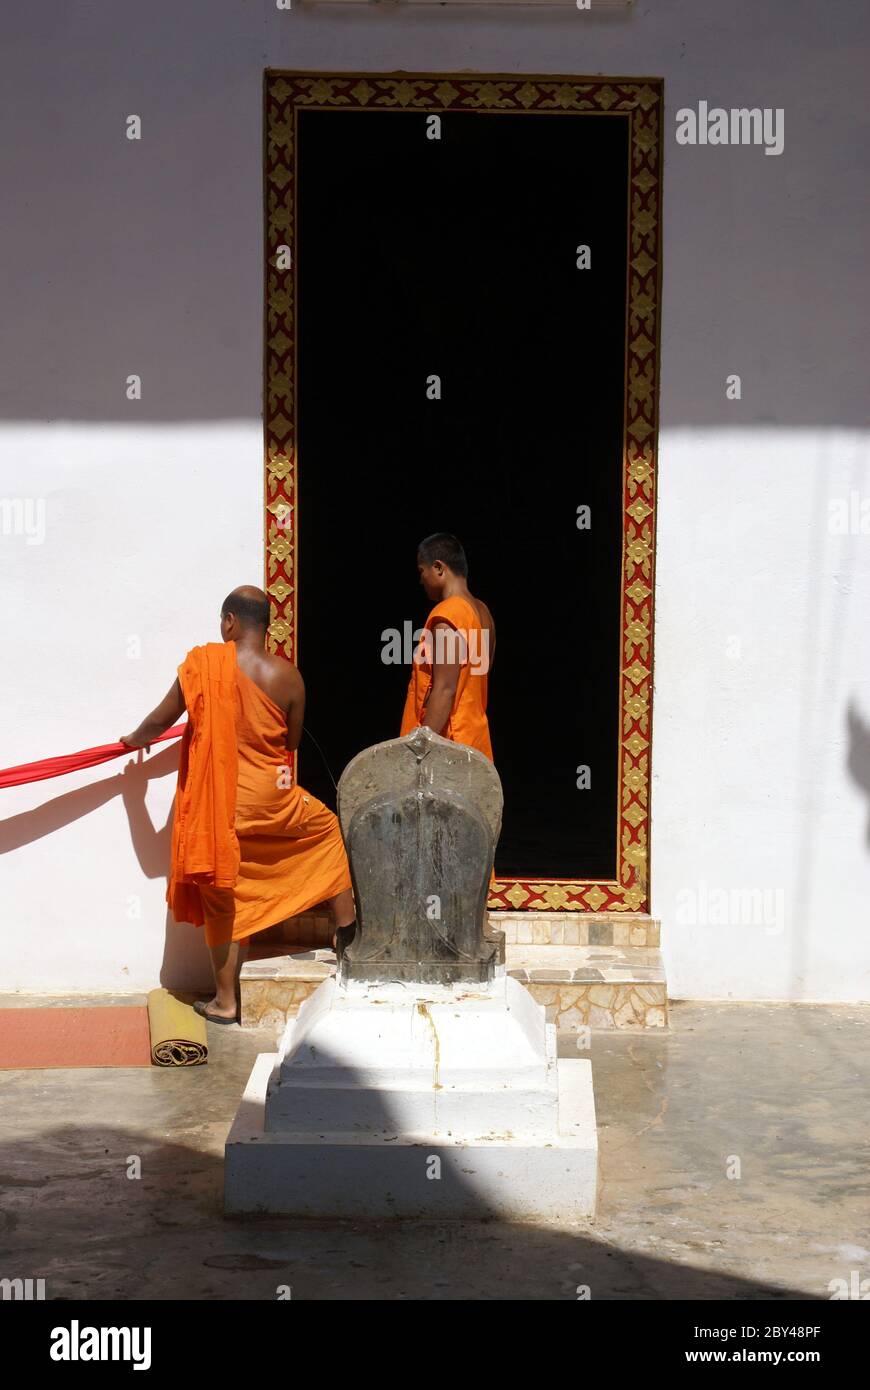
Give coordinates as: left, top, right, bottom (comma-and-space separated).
262, 651, 304, 710
236, 648, 304, 714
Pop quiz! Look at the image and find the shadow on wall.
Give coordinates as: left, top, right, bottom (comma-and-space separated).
0, 742, 213, 994
846, 701, 870, 851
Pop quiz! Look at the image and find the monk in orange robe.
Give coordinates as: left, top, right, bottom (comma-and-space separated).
120, 586, 354, 1023
400, 532, 495, 759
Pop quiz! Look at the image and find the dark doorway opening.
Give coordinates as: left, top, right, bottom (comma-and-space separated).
296, 107, 628, 880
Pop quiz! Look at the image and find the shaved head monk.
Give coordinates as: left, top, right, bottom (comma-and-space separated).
120, 586, 355, 1023
400, 533, 495, 760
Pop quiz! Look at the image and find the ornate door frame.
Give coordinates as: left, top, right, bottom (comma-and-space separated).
263, 70, 663, 915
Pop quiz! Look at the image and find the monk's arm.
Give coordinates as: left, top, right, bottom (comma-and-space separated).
120, 678, 185, 750
421, 623, 461, 736
284, 668, 305, 753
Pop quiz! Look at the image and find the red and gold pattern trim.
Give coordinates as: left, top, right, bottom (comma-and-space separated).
264, 71, 663, 914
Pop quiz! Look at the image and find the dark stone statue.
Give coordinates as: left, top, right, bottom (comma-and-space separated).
336, 727, 505, 984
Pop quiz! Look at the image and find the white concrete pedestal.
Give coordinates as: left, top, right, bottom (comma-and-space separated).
225, 972, 597, 1219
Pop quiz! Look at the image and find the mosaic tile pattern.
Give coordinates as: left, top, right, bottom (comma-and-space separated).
240, 951, 331, 1030
523, 981, 667, 1031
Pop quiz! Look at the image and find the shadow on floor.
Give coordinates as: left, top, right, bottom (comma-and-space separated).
5, 1000, 863, 1300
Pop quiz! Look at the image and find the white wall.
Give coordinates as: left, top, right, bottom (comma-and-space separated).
0, 424, 262, 994
654, 429, 870, 1001
1, 0, 868, 999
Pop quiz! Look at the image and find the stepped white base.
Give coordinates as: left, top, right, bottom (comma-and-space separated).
225, 975, 598, 1219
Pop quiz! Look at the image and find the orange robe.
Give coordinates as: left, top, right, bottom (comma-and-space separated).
167, 642, 351, 946
400, 595, 493, 761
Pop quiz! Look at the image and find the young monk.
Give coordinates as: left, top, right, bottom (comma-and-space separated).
120, 586, 355, 1023
400, 533, 495, 760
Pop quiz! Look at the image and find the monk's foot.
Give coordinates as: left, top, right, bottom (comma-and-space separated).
194, 997, 238, 1024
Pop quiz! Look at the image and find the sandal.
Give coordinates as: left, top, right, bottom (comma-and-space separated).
193, 999, 238, 1025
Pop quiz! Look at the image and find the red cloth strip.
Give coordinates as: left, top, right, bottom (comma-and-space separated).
0, 725, 186, 790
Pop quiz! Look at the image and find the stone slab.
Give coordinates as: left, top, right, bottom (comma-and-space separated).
338, 725, 503, 844
341, 784, 499, 984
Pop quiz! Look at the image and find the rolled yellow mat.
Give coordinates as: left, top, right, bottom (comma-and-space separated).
146, 988, 208, 1066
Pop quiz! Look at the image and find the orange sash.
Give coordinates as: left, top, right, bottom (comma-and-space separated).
166, 643, 240, 927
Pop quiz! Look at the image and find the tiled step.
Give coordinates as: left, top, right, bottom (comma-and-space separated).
241, 949, 333, 1030
490, 912, 660, 948
240, 941, 667, 1032
255, 910, 661, 951
506, 944, 667, 1030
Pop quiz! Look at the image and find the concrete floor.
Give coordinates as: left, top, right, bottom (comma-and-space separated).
0, 997, 867, 1300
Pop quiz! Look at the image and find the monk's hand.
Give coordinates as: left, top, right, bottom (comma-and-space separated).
119, 732, 150, 751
